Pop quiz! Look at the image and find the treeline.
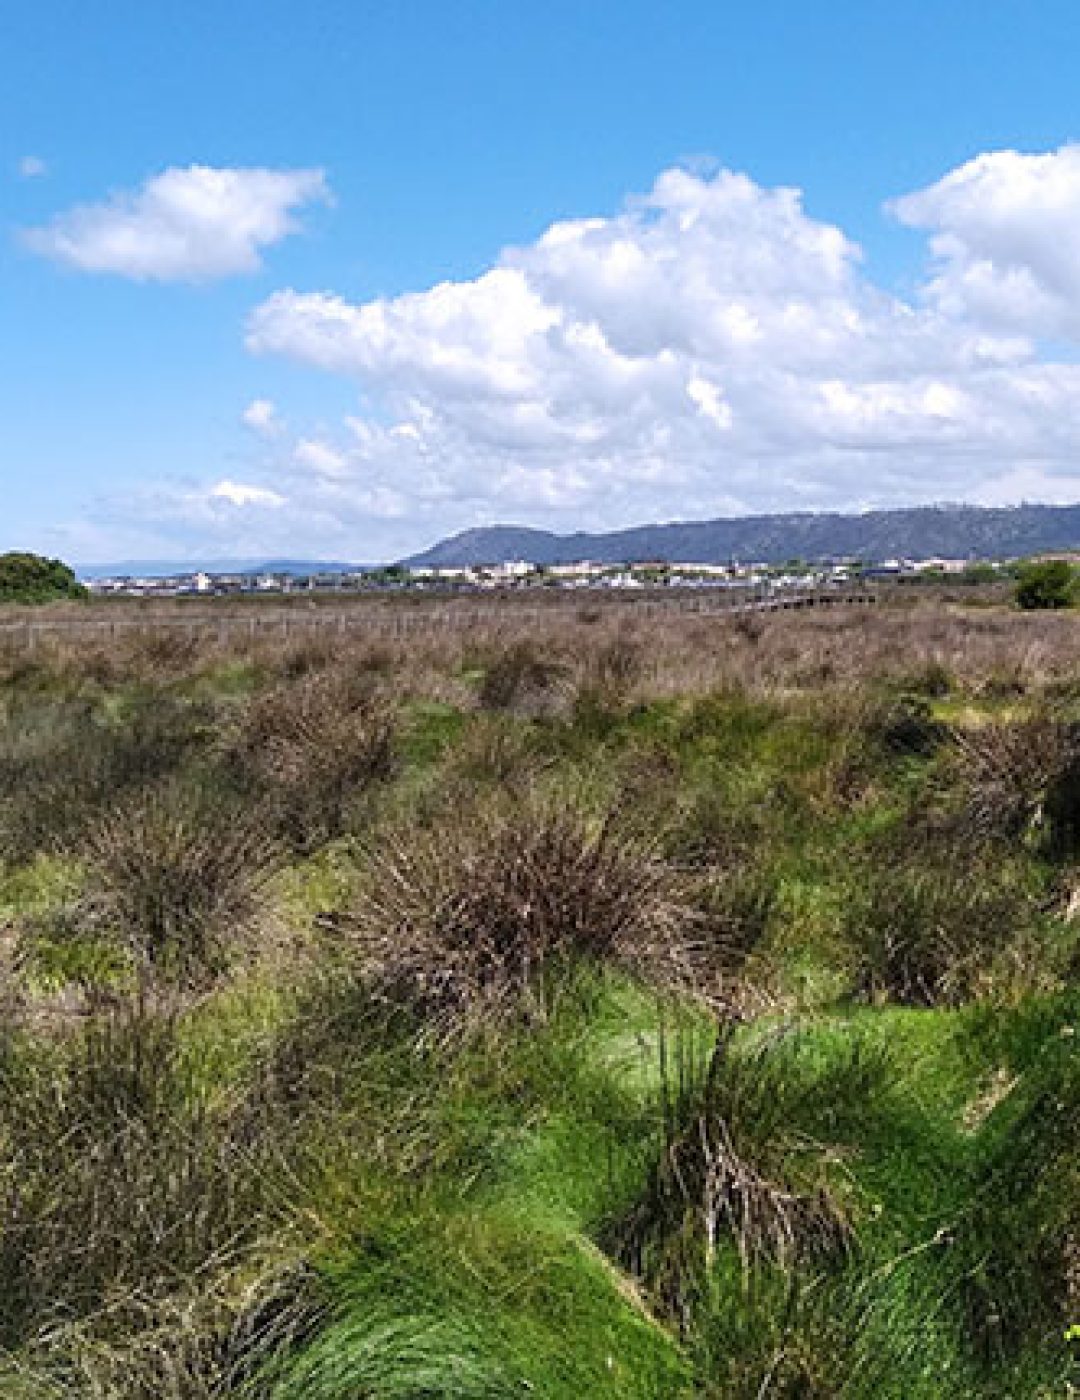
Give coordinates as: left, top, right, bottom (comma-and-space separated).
0, 551, 85, 604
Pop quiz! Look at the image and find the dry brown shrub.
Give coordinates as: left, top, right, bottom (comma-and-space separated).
226, 669, 396, 851
612, 1027, 853, 1330
946, 711, 1080, 851
82, 782, 280, 984
322, 796, 702, 1030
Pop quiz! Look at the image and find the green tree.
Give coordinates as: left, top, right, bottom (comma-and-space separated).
1015, 558, 1076, 610
0, 552, 85, 604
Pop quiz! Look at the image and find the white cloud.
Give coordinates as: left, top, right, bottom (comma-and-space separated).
243, 160, 1080, 550
892, 145, 1080, 339
24, 165, 329, 281
294, 439, 348, 479
242, 398, 281, 435
18, 155, 47, 179
80, 155, 1080, 558
209, 479, 285, 507
686, 374, 733, 430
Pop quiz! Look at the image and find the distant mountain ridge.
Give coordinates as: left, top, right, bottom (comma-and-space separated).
401, 505, 1080, 568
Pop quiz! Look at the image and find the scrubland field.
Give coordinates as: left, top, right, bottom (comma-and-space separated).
0, 593, 1077, 1397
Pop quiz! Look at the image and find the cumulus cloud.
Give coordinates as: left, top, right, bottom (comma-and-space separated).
294, 439, 349, 479
892, 145, 1080, 339
24, 165, 329, 281
238, 160, 1080, 552
79, 154, 1080, 558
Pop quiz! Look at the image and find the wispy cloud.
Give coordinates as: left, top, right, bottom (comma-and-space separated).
17, 155, 47, 179
241, 398, 282, 436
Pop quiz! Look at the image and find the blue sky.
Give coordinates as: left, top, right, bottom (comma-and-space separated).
7, 1, 1080, 564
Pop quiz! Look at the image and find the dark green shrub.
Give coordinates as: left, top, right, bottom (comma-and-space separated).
839, 848, 1041, 1005
0, 692, 216, 863
864, 692, 945, 758
0, 1008, 322, 1395
896, 659, 952, 699
1015, 558, 1075, 610
947, 713, 1080, 856
0, 552, 84, 604
477, 639, 565, 713
957, 1024, 1080, 1380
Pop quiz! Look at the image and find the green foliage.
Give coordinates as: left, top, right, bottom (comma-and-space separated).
1015, 557, 1076, 610
0, 551, 84, 604
0, 612, 1078, 1395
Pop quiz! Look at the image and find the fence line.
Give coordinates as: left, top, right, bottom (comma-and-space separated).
0, 589, 878, 650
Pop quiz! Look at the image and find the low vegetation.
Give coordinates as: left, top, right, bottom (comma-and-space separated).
0, 591, 1076, 1396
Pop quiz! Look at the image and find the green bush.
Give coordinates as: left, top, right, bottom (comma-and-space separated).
1015, 558, 1075, 610
0, 551, 84, 604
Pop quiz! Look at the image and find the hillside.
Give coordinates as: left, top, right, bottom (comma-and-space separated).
402, 503, 1080, 567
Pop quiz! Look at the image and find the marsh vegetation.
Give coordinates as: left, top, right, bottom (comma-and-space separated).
0, 593, 1076, 1396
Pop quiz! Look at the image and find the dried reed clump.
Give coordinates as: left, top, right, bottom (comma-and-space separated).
946, 712, 1080, 854
476, 638, 567, 714
225, 669, 397, 852
260, 629, 398, 684
119, 624, 208, 680
323, 798, 699, 1028
0, 1009, 323, 1398
0, 692, 216, 863
82, 782, 280, 984
568, 632, 647, 730
583, 632, 644, 702
611, 1027, 853, 1330
839, 849, 1040, 1006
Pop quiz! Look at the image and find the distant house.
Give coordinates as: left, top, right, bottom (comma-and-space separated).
549, 561, 604, 580
489, 560, 534, 582
913, 558, 969, 575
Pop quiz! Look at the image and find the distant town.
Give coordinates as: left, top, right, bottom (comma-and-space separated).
82, 555, 1004, 598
